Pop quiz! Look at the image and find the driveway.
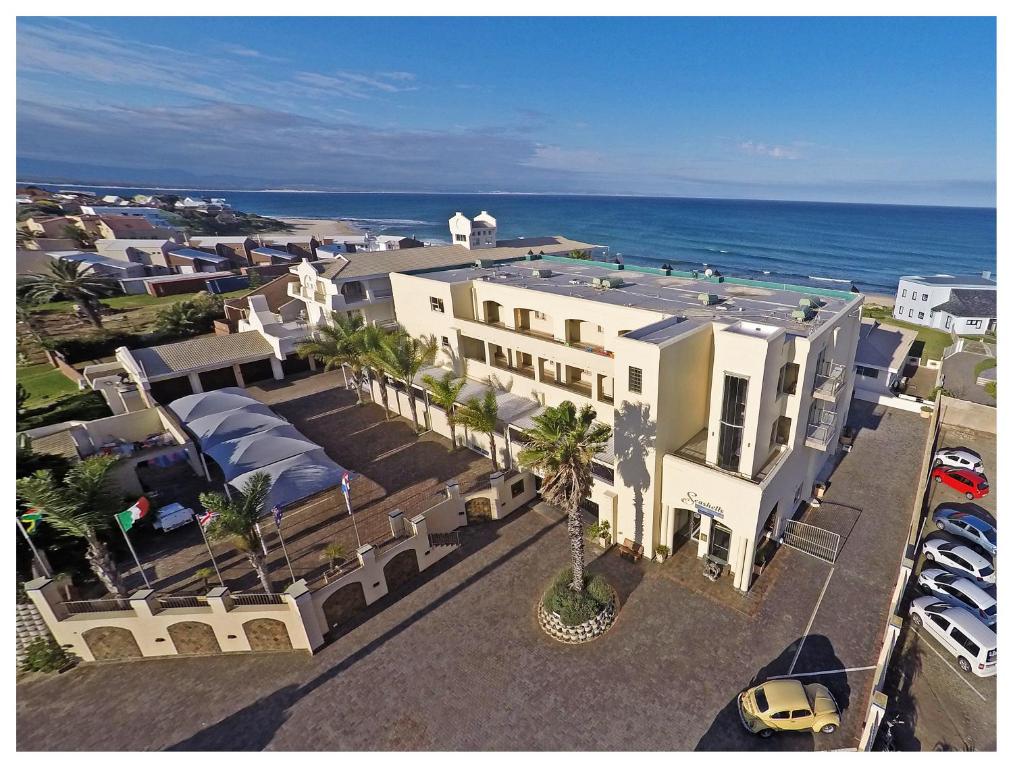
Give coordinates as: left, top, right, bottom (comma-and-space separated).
941, 350, 996, 407
18, 398, 927, 751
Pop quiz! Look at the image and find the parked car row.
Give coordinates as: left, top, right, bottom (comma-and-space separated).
910, 448, 997, 678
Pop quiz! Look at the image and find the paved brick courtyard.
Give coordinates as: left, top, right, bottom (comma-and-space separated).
122, 370, 492, 594
17, 399, 929, 751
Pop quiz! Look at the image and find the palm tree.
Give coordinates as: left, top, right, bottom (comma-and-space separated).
295, 312, 368, 404
16, 455, 128, 596
518, 401, 612, 593
457, 390, 501, 471
155, 299, 206, 337
19, 259, 117, 328
422, 372, 466, 448
361, 324, 395, 417
62, 224, 97, 250
374, 330, 438, 433
199, 472, 274, 593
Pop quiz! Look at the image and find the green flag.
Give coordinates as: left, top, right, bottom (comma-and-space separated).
116, 497, 150, 532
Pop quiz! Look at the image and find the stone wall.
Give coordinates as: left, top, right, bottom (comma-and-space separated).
939, 395, 996, 434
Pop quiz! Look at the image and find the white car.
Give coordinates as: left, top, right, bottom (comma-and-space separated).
152, 503, 195, 532
917, 568, 996, 626
922, 536, 996, 585
933, 448, 984, 474
909, 597, 996, 677
931, 507, 996, 557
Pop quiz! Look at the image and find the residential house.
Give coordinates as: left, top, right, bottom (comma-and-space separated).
893, 273, 997, 336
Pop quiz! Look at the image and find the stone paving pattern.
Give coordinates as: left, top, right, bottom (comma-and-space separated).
18, 401, 929, 751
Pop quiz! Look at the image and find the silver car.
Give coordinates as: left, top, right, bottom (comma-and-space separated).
932, 507, 997, 557
922, 536, 996, 585
933, 448, 984, 474
917, 567, 996, 626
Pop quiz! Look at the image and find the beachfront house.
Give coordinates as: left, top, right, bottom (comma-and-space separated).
893, 273, 996, 336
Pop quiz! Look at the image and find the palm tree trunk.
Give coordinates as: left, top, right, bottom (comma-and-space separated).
249, 552, 273, 593
84, 533, 126, 597
78, 298, 103, 328
567, 505, 585, 592
378, 373, 391, 419
364, 367, 375, 403
488, 432, 499, 472
407, 389, 421, 433
447, 416, 457, 449
351, 365, 364, 405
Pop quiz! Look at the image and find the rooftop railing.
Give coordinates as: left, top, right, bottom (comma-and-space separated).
805, 408, 838, 450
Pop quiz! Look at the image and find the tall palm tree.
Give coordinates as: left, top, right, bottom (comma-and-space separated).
457, 390, 501, 471
518, 401, 612, 592
374, 330, 438, 433
19, 259, 117, 328
422, 372, 466, 448
16, 294, 48, 347
361, 324, 395, 418
16, 455, 128, 596
199, 472, 274, 593
295, 312, 368, 404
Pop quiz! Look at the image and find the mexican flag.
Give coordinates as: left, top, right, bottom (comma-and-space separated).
116, 497, 150, 532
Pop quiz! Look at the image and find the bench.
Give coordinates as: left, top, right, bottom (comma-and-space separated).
619, 538, 643, 562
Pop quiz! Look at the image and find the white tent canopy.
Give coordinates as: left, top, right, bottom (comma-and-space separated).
205, 427, 318, 481
169, 388, 261, 423
229, 449, 346, 511
186, 404, 284, 449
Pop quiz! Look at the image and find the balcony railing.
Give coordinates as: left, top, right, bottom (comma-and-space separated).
671, 428, 789, 484
479, 319, 613, 358
491, 358, 536, 380
805, 408, 838, 450
813, 361, 846, 401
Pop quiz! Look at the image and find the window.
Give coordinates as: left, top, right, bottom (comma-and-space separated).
929, 614, 951, 631
717, 374, 748, 471
918, 312, 925, 320
510, 479, 525, 498
777, 362, 799, 396
770, 711, 791, 720
922, 293, 928, 301
897, 306, 904, 316
430, 297, 445, 313
950, 628, 980, 657
790, 709, 812, 719
771, 416, 792, 447
441, 336, 450, 348
945, 316, 952, 329
628, 367, 643, 394
855, 365, 880, 379
454, 234, 467, 243
902, 289, 908, 297
908, 309, 914, 318
967, 319, 982, 328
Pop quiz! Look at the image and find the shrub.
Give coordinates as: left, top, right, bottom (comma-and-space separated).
587, 519, 611, 542
154, 292, 224, 337
20, 636, 73, 673
45, 330, 146, 363
542, 567, 614, 627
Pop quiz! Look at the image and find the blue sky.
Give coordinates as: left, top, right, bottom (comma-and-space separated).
16, 16, 996, 206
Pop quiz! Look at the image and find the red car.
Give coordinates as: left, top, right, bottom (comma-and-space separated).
932, 467, 990, 500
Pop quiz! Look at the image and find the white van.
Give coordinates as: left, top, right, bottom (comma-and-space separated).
909, 596, 997, 677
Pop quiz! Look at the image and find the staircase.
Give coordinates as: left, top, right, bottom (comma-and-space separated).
428, 532, 461, 549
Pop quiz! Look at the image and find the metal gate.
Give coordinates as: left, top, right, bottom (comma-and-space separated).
780, 519, 840, 563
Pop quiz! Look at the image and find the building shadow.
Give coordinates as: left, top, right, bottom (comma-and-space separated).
875, 624, 923, 751
695, 634, 850, 751
614, 401, 656, 548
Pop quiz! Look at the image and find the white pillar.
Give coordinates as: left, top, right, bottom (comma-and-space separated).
232, 364, 246, 388
270, 357, 284, 381
736, 535, 757, 592
187, 372, 204, 393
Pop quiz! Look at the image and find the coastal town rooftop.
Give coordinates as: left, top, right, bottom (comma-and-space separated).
417, 257, 861, 342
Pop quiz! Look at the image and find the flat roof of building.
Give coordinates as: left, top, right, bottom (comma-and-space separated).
127, 331, 275, 379
856, 319, 918, 371
315, 236, 599, 280
901, 274, 996, 288
419, 258, 858, 342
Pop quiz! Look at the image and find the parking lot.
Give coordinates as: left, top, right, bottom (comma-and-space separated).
17, 398, 927, 750
882, 422, 997, 751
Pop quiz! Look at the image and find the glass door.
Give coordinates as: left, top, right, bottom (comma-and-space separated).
709, 523, 732, 564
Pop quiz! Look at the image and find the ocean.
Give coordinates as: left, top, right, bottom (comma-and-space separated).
52, 187, 996, 295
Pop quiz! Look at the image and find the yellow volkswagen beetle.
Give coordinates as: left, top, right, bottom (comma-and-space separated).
737, 679, 840, 738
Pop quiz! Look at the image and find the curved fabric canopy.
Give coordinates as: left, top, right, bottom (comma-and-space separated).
169, 388, 260, 423
186, 405, 286, 450
229, 449, 345, 511
206, 427, 319, 482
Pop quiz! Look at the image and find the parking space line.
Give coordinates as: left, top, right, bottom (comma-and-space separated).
770, 665, 878, 679
788, 566, 835, 675
912, 628, 988, 702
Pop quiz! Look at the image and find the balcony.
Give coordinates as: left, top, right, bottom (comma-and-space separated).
805, 408, 838, 450
813, 361, 846, 401
490, 356, 536, 380
671, 428, 789, 484
479, 319, 613, 358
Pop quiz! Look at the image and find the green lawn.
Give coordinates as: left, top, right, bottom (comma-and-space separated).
16, 363, 78, 407
31, 289, 249, 313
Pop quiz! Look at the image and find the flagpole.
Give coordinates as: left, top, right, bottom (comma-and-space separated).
276, 525, 296, 585
115, 514, 151, 589
193, 512, 224, 586
343, 484, 362, 548
16, 517, 51, 579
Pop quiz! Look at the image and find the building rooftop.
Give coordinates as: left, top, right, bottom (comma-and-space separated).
856, 319, 918, 371
316, 235, 599, 281
127, 331, 274, 379
169, 247, 230, 263
901, 273, 996, 288
421, 258, 858, 342
46, 250, 138, 272
932, 288, 997, 318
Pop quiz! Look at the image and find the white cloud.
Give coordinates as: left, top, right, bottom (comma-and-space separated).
738, 140, 803, 160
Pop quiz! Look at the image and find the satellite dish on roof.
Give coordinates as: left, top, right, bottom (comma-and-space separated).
704, 268, 714, 277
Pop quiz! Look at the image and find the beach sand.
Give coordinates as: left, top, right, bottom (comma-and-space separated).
261, 217, 362, 238
862, 292, 895, 307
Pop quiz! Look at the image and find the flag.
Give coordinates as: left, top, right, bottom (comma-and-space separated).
198, 506, 217, 528
115, 497, 149, 532
20, 509, 43, 534
272, 505, 283, 527
341, 472, 351, 498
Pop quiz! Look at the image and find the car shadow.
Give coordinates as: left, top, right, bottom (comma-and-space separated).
695, 634, 850, 751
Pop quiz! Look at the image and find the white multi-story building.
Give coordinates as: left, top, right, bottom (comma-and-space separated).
893, 273, 996, 336
449, 211, 498, 249
390, 259, 863, 592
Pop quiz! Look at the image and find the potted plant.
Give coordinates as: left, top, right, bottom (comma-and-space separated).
321, 542, 348, 573
655, 544, 670, 563
194, 567, 215, 592
587, 520, 612, 549
920, 405, 934, 419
